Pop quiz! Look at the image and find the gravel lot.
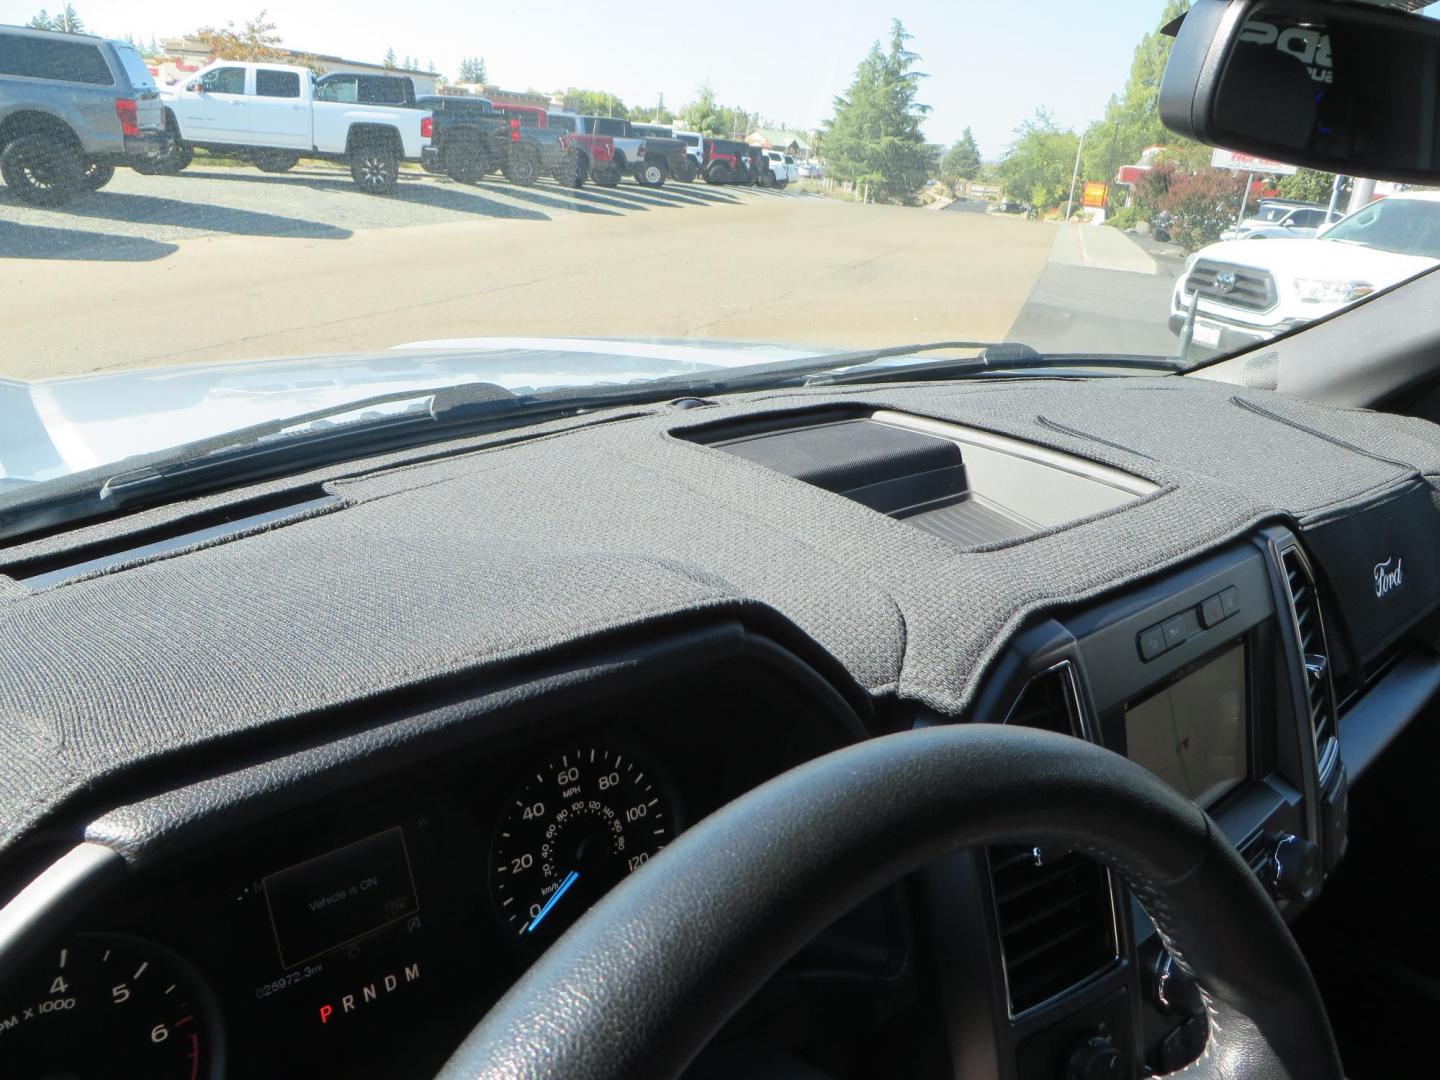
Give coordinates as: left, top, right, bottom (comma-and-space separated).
0, 159, 777, 260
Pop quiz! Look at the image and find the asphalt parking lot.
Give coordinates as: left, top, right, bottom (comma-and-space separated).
0, 164, 1177, 378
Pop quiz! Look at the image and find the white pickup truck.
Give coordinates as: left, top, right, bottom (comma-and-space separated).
146, 61, 431, 194
1171, 191, 1440, 354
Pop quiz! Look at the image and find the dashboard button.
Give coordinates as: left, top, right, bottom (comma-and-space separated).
1161, 614, 1188, 649
1199, 594, 1226, 628
1219, 586, 1240, 617
1138, 624, 1167, 661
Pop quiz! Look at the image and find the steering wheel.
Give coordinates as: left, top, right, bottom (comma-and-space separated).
438, 725, 1343, 1079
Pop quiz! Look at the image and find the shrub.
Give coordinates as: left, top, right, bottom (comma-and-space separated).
1105, 205, 1140, 231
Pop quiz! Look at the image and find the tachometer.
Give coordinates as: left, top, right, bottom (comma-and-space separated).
0, 933, 222, 1079
492, 746, 675, 946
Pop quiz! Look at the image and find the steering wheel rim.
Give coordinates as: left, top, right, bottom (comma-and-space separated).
438, 725, 1342, 1080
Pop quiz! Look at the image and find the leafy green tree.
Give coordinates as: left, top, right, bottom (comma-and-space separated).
382, 48, 396, 70
566, 89, 628, 119
996, 109, 1080, 211
823, 19, 933, 202
1080, 0, 1198, 204
681, 84, 724, 135
195, 13, 322, 71
1275, 168, 1344, 205
941, 127, 982, 179
458, 57, 487, 84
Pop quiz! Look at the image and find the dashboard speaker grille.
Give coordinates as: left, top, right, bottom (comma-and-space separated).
989, 668, 1118, 1016
1280, 546, 1337, 756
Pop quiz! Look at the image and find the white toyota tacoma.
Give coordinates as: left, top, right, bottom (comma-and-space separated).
1171, 191, 1440, 353
149, 61, 432, 194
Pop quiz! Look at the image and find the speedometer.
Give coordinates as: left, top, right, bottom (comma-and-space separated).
492, 745, 676, 946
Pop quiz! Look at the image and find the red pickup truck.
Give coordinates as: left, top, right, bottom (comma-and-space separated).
497, 104, 618, 188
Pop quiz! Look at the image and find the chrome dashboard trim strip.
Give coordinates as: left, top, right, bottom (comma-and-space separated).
0, 841, 126, 975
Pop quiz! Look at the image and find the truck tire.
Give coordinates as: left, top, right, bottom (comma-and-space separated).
776, 178, 788, 190
556, 149, 587, 189
675, 157, 698, 183
134, 139, 192, 176
502, 146, 540, 186
350, 139, 400, 195
591, 163, 621, 187
252, 150, 299, 173
759, 169, 774, 188
80, 161, 116, 191
703, 163, 731, 185
0, 132, 84, 206
638, 160, 668, 188
443, 134, 488, 184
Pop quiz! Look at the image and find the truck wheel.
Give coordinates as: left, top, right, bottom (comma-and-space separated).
776, 178, 788, 190
591, 164, 621, 187
253, 150, 299, 173
639, 160, 668, 188
351, 140, 399, 195
704, 163, 730, 185
443, 135, 487, 184
502, 146, 540, 186
675, 157, 698, 183
0, 132, 84, 206
556, 149, 587, 189
80, 161, 116, 191
134, 138, 192, 176
758, 170, 774, 188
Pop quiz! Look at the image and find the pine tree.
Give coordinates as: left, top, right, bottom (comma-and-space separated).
941, 127, 982, 179
28, 10, 52, 30
823, 20, 932, 202
383, 48, 397, 70
53, 3, 83, 33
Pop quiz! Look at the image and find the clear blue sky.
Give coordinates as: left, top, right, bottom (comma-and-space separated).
4, 1, 1176, 158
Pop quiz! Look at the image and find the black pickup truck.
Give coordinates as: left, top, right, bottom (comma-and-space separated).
418, 95, 579, 186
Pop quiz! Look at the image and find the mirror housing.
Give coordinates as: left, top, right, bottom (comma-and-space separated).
187, 81, 205, 93
1160, 0, 1440, 183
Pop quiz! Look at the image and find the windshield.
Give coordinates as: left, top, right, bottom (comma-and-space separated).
1, 1, 1437, 531
1322, 198, 1440, 259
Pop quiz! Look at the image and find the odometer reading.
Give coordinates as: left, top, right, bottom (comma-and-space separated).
492, 746, 674, 945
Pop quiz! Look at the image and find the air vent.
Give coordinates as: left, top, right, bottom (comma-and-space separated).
1280, 546, 1337, 763
989, 667, 1119, 1016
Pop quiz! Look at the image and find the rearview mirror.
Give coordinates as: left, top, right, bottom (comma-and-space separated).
1160, 0, 1440, 183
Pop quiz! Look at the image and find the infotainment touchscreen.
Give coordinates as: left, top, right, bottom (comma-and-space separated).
1124, 641, 1247, 808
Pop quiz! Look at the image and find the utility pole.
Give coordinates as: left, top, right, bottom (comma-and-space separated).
1326, 173, 1345, 221
1347, 177, 1377, 214
1236, 171, 1254, 223
1063, 131, 1085, 222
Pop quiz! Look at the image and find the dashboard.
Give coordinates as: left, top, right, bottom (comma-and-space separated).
2, 380, 1440, 1079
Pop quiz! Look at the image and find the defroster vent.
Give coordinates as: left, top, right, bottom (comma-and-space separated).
988, 667, 1119, 1016
1280, 546, 1338, 766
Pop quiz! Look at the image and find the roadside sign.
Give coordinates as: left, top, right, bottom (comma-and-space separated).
1082, 181, 1109, 209
1209, 148, 1299, 175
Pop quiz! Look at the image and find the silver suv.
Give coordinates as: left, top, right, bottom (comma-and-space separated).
0, 24, 171, 205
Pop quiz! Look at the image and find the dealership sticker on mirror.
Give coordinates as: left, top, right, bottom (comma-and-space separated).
1193, 322, 1221, 347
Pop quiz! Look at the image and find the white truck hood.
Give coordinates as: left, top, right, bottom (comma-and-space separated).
0, 338, 819, 486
